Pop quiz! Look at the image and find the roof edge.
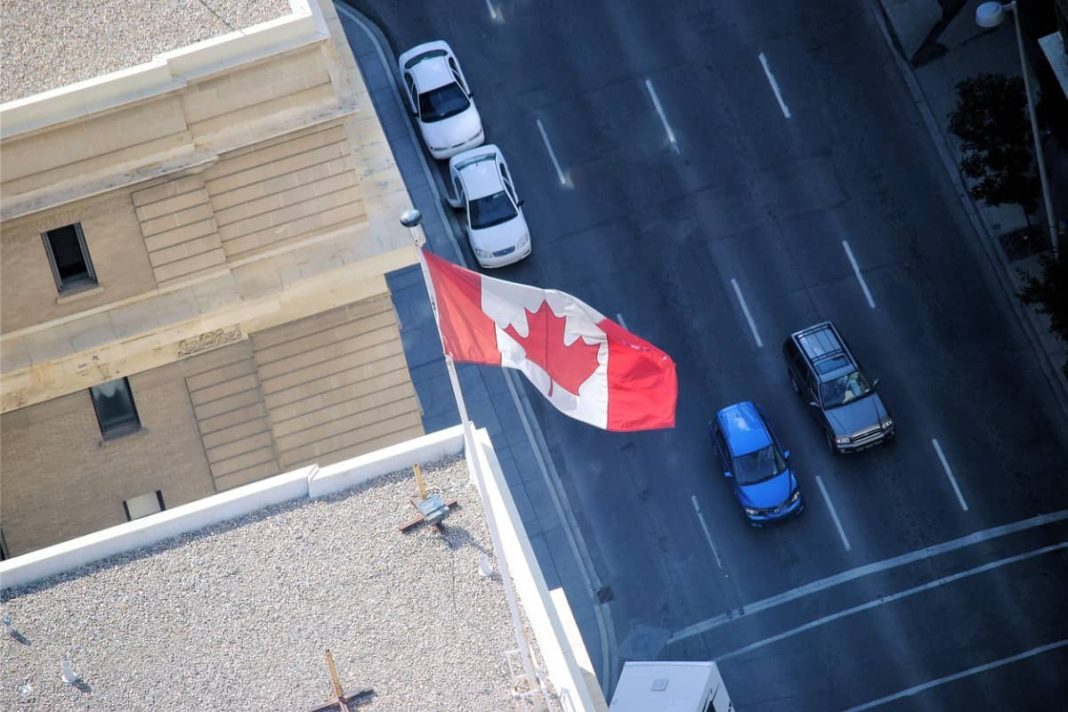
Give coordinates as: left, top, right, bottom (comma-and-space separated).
0, 425, 465, 591
0, 0, 329, 140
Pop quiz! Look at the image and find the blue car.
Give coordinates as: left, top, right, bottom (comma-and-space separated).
711, 402, 803, 525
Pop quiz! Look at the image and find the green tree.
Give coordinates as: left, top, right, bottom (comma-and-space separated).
1019, 253, 1068, 376
948, 73, 1041, 230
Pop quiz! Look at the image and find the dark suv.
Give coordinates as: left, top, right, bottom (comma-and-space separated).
783, 322, 894, 453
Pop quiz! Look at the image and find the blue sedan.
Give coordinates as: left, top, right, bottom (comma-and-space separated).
711, 402, 803, 525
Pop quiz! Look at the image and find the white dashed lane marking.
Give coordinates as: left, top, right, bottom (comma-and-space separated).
730, 278, 764, 348
644, 79, 680, 154
536, 118, 570, 187
932, 438, 969, 511
842, 240, 876, 309
816, 475, 851, 552
691, 495, 726, 571
758, 52, 792, 119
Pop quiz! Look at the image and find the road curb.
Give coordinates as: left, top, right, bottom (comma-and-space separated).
333, 0, 620, 692
870, 0, 1068, 422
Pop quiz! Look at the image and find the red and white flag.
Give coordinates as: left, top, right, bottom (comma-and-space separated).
422, 250, 677, 431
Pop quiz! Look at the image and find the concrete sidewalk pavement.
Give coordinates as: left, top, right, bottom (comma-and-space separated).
877, 0, 1068, 417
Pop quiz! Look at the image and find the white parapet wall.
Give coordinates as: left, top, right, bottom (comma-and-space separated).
308, 425, 465, 498
470, 427, 609, 712
0, 425, 463, 591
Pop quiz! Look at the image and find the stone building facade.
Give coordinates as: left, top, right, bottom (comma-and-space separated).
0, 0, 424, 556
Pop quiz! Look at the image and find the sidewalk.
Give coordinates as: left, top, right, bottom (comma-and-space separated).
332, 2, 614, 690
877, 0, 1068, 416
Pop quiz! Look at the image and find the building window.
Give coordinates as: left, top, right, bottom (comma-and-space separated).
90, 378, 141, 439
123, 491, 165, 521
42, 223, 96, 292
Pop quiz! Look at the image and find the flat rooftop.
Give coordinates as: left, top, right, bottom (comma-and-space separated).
0, 456, 535, 710
0, 0, 293, 103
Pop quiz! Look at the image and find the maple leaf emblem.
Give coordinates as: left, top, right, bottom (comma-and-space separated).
502, 301, 601, 397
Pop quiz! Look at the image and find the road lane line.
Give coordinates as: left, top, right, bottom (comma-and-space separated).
717, 541, 1068, 661
842, 240, 876, 309
668, 508, 1068, 643
932, 438, 969, 511
691, 495, 726, 570
484, 0, 501, 21
758, 52, 792, 119
644, 79, 680, 154
844, 637, 1068, 711
816, 475, 851, 552
730, 278, 764, 348
536, 118, 570, 187
615, 313, 629, 330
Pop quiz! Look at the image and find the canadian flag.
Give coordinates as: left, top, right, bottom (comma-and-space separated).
423, 250, 677, 431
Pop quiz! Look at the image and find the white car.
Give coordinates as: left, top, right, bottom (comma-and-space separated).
398, 41, 484, 160
447, 145, 531, 268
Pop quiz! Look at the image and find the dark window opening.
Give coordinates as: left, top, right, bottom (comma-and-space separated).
90, 378, 141, 439
0, 529, 8, 560
43, 223, 96, 292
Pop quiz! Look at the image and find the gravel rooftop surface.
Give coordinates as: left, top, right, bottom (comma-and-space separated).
0, 456, 539, 710
0, 0, 292, 103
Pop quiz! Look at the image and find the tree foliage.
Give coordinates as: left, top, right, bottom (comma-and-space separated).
1019, 253, 1068, 376
948, 73, 1040, 221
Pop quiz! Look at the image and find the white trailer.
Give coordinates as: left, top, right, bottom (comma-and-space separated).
609, 660, 733, 712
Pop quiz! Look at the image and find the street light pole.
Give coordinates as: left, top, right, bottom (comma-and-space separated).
977, 1, 1059, 258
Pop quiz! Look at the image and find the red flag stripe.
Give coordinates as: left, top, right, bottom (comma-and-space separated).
424, 250, 500, 365
600, 318, 678, 430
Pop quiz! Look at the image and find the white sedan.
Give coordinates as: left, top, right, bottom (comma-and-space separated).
447, 145, 531, 268
398, 41, 484, 160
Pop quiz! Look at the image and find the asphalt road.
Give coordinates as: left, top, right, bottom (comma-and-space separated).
346, 0, 1068, 708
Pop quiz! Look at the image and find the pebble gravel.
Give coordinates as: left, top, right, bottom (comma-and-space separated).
0, 456, 553, 711
0, 0, 291, 103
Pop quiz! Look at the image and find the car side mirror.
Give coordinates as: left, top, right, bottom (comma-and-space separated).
517, 199, 525, 207
723, 470, 733, 479
783, 450, 791, 459
808, 401, 819, 409
871, 377, 880, 388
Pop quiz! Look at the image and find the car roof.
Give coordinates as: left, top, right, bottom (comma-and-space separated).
716, 401, 771, 455
793, 322, 857, 380
408, 53, 455, 92
453, 146, 504, 199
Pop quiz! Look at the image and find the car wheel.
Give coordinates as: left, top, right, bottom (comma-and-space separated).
826, 430, 839, 455
790, 376, 800, 395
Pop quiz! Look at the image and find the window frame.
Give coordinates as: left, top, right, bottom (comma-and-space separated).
42, 222, 97, 293
90, 377, 142, 440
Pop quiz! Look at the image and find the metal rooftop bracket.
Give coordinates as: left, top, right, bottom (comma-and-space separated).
308, 650, 374, 712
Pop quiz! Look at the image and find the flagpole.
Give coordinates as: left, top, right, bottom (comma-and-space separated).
400, 210, 544, 707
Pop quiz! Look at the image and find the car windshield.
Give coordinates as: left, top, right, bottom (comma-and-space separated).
418, 83, 470, 122
732, 445, 787, 485
820, 370, 872, 407
469, 191, 517, 229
